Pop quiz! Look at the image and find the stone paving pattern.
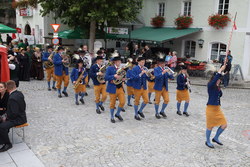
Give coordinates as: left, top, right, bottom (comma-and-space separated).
17, 79, 250, 167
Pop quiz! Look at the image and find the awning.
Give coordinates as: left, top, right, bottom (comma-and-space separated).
117, 27, 202, 43
0, 24, 17, 33
58, 27, 117, 39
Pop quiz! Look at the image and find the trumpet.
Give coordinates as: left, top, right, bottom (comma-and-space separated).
164, 66, 177, 77
142, 66, 155, 80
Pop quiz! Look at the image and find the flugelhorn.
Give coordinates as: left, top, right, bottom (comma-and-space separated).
164, 66, 177, 77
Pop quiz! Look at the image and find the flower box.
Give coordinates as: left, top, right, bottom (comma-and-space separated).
208, 14, 231, 29
175, 16, 193, 29
151, 16, 165, 28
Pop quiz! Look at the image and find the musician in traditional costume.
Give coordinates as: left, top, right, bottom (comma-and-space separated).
89, 56, 107, 114
53, 47, 69, 98
154, 56, 174, 119
132, 56, 149, 121
70, 59, 87, 105
205, 64, 227, 148
105, 56, 125, 123
176, 66, 190, 116
42, 45, 56, 91
126, 62, 135, 107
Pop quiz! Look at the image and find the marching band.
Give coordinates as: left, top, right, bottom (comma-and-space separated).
42, 46, 195, 123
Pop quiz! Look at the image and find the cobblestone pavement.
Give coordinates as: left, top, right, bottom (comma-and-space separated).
18, 79, 250, 167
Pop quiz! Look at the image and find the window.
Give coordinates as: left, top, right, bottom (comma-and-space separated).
158, 3, 165, 17
210, 43, 227, 60
183, 1, 191, 16
218, 0, 229, 15
184, 40, 196, 58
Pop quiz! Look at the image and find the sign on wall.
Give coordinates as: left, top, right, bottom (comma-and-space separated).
19, 8, 33, 16
107, 27, 128, 35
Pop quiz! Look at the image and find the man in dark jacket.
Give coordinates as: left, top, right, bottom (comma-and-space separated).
0, 80, 27, 152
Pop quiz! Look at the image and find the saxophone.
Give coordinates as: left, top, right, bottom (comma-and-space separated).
73, 69, 86, 89
97, 61, 113, 83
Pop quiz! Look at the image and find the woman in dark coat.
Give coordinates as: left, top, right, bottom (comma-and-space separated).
30, 47, 44, 80
0, 82, 9, 117
17, 48, 30, 81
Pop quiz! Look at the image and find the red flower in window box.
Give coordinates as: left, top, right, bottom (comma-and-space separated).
208, 14, 231, 29
175, 16, 193, 29
151, 16, 165, 28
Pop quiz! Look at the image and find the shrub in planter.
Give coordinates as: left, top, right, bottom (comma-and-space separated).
151, 16, 165, 28
175, 16, 193, 29
208, 14, 231, 29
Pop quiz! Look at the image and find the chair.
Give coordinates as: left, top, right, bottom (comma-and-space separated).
11, 123, 29, 144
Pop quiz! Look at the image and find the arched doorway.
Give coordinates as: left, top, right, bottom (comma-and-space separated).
24, 24, 31, 35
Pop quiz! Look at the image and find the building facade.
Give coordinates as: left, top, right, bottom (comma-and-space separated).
139, 0, 250, 80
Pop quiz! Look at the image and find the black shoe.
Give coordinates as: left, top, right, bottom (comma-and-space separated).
205, 142, 215, 149
121, 108, 125, 112
160, 112, 167, 118
52, 86, 57, 90
48, 88, 51, 91
75, 101, 79, 105
0, 144, 12, 152
111, 118, 115, 123
177, 111, 182, 116
58, 94, 62, 98
96, 109, 101, 114
85, 92, 88, 96
80, 99, 85, 104
155, 114, 161, 119
127, 104, 132, 107
148, 101, 152, 104
86, 85, 90, 88
183, 112, 189, 117
99, 104, 105, 111
115, 114, 123, 121
134, 115, 141, 121
62, 91, 68, 97
138, 112, 145, 118
212, 138, 223, 145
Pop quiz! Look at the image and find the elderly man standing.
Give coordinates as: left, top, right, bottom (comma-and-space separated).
0, 80, 27, 152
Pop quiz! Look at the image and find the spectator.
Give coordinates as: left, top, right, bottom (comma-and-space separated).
6, 34, 12, 46
169, 51, 177, 71
8, 55, 20, 87
123, 46, 130, 63
222, 50, 233, 88
30, 47, 44, 80
24, 38, 29, 47
165, 52, 173, 66
17, 40, 26, 49
17, 48, 30, 81
82, 45, 91, 87
0, 82, 9, 116
0, 80, 27, 152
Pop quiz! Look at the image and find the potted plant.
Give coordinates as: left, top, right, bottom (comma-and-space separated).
151, 16, 165, 28
12, 0, 38, 8
208, 14, 231, 29
175, 16, 193, 29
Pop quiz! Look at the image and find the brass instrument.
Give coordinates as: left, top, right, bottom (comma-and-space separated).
62, 47, 71, 67
164, 66, 177, 77
113, 59, 133, 85
186, 77, 191, 93
97, 61, 114, 83
142, 66, 155, 80
44, 46, 58, 68
73, 69, 86, 89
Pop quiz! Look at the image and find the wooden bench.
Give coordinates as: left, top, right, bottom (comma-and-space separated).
11, 123, 29, 144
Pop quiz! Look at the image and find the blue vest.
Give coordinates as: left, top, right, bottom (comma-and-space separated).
207, 73, 223, 106
53, 53, 69, 76
126, 69, 134, 87
176, 74, 187, 90
154, 66, 174, 91
105, 66, 118, 94
70, 67, 87, 84
132, 65, 148, 90
90, 64, 105, 86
